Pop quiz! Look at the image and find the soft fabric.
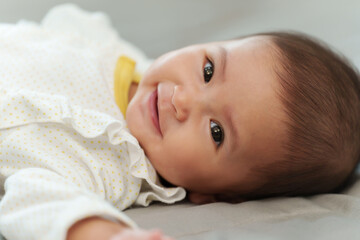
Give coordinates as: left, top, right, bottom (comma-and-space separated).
0, 4, 185, 240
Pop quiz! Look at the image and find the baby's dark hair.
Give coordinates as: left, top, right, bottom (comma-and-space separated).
242, 31, 360, 200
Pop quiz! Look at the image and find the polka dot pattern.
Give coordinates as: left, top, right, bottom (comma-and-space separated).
0, 4, 185, 240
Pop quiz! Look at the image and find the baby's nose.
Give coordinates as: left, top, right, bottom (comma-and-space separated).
172, 85, 192, 121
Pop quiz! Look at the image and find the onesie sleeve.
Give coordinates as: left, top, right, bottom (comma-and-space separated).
0, 90, 143, 240
0, 168, 137, 240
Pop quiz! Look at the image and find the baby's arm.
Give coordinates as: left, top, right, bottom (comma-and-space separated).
67, 217, 127, 240
0, 168, 173, 240
0, 168, 134, 240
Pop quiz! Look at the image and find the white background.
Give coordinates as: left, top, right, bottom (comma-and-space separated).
0, 0, 359, 66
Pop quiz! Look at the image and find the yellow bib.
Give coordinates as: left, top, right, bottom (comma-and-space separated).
114, 56, 141, 117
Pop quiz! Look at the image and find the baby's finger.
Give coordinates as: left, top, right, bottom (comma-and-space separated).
147, 229, 162, 240
147, 229, 175, 240
162, 236, 175, 240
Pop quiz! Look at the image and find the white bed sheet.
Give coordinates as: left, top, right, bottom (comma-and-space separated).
125, 170, 360, 239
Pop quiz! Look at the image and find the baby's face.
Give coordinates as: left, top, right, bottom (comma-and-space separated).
126, 36, 286, 195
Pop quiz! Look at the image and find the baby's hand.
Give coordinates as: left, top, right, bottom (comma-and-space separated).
110, 228, 174, 240
67, 217, 174, 240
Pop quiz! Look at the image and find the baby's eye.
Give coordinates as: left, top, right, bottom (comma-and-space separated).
210, 120, 224, 147
204, 60, 214, 83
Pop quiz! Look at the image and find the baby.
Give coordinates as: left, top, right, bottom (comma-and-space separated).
127, 31, 360, 203
0, 4, 359, 240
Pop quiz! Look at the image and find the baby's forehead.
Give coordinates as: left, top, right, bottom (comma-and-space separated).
211, 37, 277, 69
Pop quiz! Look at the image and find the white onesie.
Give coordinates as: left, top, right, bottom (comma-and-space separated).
0, 4, 186, 240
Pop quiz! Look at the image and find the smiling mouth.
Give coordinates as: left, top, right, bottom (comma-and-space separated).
150, 89, 161, 135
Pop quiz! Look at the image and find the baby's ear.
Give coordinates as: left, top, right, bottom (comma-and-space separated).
188, 192, 247, 204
